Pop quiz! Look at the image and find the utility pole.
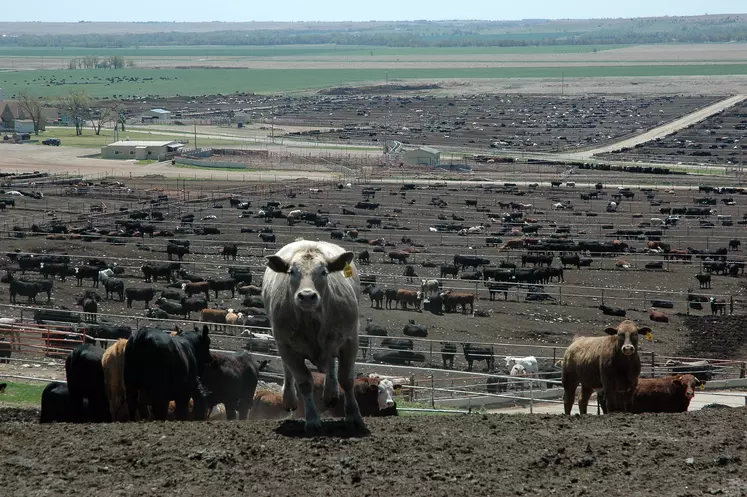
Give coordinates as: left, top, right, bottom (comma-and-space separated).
193, 119, 197, 150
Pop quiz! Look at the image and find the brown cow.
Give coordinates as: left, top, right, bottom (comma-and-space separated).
248, 390, 289, 420
102, 339, 129, 422
562, 320, 652, 415
201, 309, 229, 330
597, 374, 704, 414
440, 290, 475, 314
294, 372, 394, 419
649, 309, 669, 323
396, 289, 422, 311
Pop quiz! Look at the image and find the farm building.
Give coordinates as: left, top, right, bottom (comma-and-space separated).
403, 146, 441, 166
101, 140, 184, 160
142, 108, 172, 122
14, 119, 35, 133
0, 101, 48, 132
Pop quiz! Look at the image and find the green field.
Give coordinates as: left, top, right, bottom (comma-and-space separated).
0, 381, 45, 407
0, 44, 628, 58
3, 63, 747, 99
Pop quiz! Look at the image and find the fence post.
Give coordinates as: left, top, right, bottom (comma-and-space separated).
529, 379, 534, 414
430, 375, 435, 409
558, 286, 562, 305
429, 341, 433, 366
601, 289, 605, 306
409, 375, 415, 402
730, 295, 734, 315
650, 352, 655, 378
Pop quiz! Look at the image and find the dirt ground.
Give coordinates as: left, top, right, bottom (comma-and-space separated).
0, 406, 746, 496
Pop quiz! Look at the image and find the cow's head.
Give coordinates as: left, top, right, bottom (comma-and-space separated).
377, 379, 395, 409
604, 320, 651, 356
674, 374, 704, 399
266, 248, 354, 312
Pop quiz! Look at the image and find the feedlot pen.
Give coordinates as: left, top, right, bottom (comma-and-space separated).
2, 172, 747, 410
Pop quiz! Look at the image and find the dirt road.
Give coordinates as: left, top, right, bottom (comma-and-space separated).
0, 407, 745, 496
566, 94, 747, 160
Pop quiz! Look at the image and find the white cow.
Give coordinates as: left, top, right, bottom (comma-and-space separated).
509, 364, 526, 390
0, 317, 20, 351
505, 355, 542, 390
262, 240, 363, 432
377, 378, 395, 410
421, 279, 441, 298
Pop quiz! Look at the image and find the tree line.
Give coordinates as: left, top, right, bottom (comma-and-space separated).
1, 21, 747, 48
67, 55, 135, 70
15, 89, 126, 136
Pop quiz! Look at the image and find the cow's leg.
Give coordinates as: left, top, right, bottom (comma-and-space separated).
283, 349, 320, 431
578, 385, 593, 414
337, 337, 365, 430
562, 378, 578, 415
152, 399, 170, 421
323, 358, 339, 408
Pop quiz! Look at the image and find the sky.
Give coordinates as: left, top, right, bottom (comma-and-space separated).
2, 0, 745, 23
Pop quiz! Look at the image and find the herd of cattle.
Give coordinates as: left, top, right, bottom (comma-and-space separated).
2, 178, 744, 428
39, 323, 397, 425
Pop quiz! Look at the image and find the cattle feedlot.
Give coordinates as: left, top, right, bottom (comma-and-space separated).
3, 38, 747, 497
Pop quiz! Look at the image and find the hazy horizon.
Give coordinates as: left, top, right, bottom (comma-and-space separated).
2, 0, 745, 23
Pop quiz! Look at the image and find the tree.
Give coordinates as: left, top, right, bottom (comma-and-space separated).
16, 90, 45, 135
68, 57, 79, 70
90, 107, 112, 135
60, 90, 90, 136
114, 104, 127, 132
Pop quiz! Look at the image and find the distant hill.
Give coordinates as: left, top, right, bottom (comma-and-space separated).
0, 14, 746, 47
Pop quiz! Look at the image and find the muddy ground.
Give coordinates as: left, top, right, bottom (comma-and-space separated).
0, 406, 746, 496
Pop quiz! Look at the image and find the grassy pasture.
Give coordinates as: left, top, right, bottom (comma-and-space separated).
0, 381, 45, 407
2, 64, 747, 99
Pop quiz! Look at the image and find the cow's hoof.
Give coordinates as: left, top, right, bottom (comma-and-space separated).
304, 418, 322, 434
345, 413, 367, 432
323, 393, 339, 409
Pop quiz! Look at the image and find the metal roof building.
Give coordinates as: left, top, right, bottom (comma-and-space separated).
403, 146, 441, 166
101, 140, 184, 160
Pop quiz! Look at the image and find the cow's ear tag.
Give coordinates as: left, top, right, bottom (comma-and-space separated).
700, 384, 705, 390
646, 332, 654, 341
343, 263, 353, 278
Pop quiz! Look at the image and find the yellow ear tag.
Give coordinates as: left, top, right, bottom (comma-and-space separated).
700, 384, 705, 390
646, 332, 654, 342
343, 263, 353, 278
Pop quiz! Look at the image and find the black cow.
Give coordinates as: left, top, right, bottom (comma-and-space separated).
124, 325, 211, 421
180, 297, 208, 319
599, 304, 626, 317
381, 338, 414, 351
462, 343, 494, 371
0, 338, 10, 364
65, 344, 110, 423
40, 382, 77, 423
141, 263, 177, 283
167, 243, 190, 261
74, 265, 101, 287
202, 351, 266, 420
487, 375, 508, 394
222, 244, 238, 261
102, 277, 125, 301
208, 278, 237, 299
441, 342, 457, 369
125, 287, 156, 309
7, 274, 39, 303
403, 320, 428, 338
